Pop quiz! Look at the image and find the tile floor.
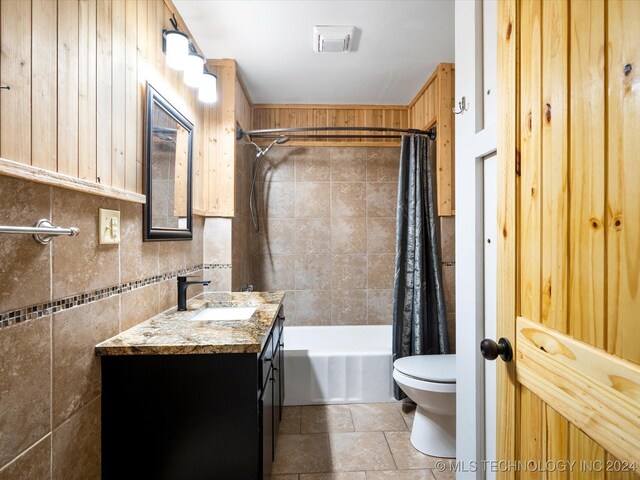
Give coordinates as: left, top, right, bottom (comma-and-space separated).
272, 403, 455, 479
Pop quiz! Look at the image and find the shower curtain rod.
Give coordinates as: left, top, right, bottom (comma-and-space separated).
236, 126, 436, 141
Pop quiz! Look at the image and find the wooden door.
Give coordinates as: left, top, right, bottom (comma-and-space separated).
497, 0, 640, 478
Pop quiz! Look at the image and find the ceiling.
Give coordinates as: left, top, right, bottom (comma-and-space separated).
173, 0, 455, 105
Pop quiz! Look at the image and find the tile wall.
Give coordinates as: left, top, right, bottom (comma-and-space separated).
0, 174, 207, 478
248, 146, 455, 345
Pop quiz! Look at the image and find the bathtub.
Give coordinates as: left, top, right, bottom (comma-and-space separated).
283, 325, 395, 405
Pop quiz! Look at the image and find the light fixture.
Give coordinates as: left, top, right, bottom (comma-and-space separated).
184, 51, 205, 88
198, 71, 218, 104
162, 14, 217, 103
164, 29, 189, 70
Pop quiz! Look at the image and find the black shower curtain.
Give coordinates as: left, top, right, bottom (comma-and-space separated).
392, 134, 449, 399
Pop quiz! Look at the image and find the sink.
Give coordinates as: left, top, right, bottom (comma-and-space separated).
190, 306, 257, 321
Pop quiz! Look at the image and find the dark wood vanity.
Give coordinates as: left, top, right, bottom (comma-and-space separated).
97, 293, 285, 480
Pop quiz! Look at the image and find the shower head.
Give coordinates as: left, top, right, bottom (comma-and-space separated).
261, 136, 289, 156
247, 135, 290, 234
245, 135, 290, 157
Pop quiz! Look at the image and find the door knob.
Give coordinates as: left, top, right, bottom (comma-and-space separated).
480, 338, 513, 362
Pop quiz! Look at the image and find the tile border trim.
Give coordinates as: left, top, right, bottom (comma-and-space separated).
0, 263, 232, 328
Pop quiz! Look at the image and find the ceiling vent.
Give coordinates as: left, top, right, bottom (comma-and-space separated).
313, 25, 355, 53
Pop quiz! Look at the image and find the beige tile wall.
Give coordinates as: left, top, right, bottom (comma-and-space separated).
247, 145, 456, 346
0, 175, 205, 478
248, 146, 455, 332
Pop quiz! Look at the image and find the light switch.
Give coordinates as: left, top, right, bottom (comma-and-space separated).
99, 209, 121, 245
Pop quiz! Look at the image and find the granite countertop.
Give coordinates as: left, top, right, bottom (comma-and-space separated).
95, 291, 285, 356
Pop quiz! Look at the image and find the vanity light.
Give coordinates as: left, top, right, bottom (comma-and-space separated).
184, 51, 205, 88
164, 30, 189, 71
198, 71, 218, 104
162, 14, 216, 103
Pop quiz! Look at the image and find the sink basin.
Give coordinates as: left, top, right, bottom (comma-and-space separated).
190, 306, 257, 321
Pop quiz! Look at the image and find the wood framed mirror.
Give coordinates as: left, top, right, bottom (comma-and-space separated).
144, 83, 193, 241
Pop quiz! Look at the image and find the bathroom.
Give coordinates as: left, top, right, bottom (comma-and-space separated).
1, 1, 639, 479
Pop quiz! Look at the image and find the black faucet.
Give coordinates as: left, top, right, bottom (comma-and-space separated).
177, 276, 211, 311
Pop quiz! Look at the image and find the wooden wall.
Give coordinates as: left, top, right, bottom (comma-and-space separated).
0, 0, 213, 204
192, 59, 249, 218
408, 63, 455, 215
235, 75, 252, 131
251, 104, 409, 147
408, 67, 439, 129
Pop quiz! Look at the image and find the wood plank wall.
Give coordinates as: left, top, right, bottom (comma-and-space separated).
513, 0, 640, 475
199, 59, 237, 217
0, 0, 213, 204
235, 74, 252, 131
408, 63, 455, 215
408, 68, 439, 129
252, 104, 409, 147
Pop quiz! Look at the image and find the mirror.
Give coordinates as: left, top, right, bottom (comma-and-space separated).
144, 84, 193, 241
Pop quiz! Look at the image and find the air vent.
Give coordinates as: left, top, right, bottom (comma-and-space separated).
313, 26, 355, 53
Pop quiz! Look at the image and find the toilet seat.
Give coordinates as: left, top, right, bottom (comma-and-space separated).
393, 354, 456, 383
393, 369, 456, 394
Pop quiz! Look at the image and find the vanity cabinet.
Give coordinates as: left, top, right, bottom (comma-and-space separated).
260, 308, 284, 477
101, 307, 285, 480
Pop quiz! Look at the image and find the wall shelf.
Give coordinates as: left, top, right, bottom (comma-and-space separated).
0, 157, 146, 204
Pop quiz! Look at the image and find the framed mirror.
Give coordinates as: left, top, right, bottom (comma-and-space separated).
144, 84, 193, 241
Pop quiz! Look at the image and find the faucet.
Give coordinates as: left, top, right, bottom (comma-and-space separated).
177, 276, 211, 311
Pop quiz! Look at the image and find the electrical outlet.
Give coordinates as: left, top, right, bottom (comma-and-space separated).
99, 209, 121, 245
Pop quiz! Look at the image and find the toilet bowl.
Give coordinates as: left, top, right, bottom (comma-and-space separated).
393, 354, 456, 458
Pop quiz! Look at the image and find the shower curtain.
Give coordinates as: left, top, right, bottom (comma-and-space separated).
392, 134, 449, 399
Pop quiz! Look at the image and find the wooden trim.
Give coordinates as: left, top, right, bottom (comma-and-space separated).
206, 58, 237, 69
252, 103, 408, 110
516, 316, 640, 465
497, 0, 519, 477
408, 65, 442, 109
0, 157, 146, 204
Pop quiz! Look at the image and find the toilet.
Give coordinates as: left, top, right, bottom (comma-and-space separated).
393, 354, 456, 458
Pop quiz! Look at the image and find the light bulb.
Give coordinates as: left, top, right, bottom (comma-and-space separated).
164, 30, 188, 71
198, 72, 218, 104
184, 52, 205, 88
